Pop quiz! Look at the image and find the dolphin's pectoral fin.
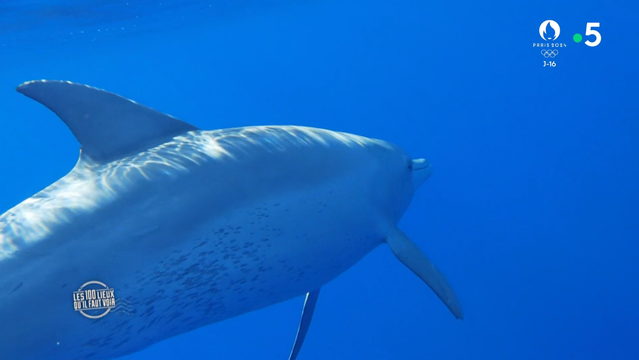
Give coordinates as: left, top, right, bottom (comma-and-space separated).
288, 289, 321, 360
16, 80, 198, 163
386, 228, 464, 319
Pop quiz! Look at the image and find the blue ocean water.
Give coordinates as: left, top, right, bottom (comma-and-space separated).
0, 0, 637, 359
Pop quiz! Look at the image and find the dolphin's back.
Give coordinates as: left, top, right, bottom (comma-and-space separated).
0, 125, 396, 260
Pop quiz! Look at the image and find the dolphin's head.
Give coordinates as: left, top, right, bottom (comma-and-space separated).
369, 144, 431, 224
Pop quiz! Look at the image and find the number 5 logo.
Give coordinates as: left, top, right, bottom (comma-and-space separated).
585, 22, 601, 47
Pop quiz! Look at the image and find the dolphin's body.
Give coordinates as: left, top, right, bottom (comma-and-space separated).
0, 81, 463, 360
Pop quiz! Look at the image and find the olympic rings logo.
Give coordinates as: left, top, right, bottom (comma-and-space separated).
541, 49, 558, 58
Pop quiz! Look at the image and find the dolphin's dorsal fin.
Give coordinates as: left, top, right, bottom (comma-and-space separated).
17, 80, 198, 163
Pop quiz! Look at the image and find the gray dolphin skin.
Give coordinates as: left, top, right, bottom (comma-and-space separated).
0, 80, 463, 360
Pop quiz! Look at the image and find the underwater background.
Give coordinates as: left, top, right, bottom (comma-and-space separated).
0, 0, 637, 359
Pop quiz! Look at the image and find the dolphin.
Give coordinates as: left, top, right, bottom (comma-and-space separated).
0, 80, 463, 360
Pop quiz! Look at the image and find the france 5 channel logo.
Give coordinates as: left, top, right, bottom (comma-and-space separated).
533, 20, 601, 68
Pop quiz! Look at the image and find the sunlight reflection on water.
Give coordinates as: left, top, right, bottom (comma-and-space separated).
0, 0, 312, 47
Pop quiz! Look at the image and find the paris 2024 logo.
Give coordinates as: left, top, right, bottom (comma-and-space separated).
533, 20, 601, 68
